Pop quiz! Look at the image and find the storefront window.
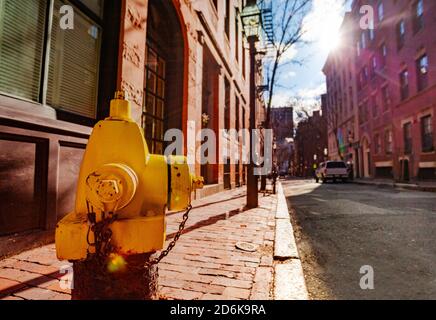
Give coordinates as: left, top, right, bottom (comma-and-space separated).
143, 46, 166, 154
0, 0, 103, 119
47, 0, 102, 118
0, 0, 47, 102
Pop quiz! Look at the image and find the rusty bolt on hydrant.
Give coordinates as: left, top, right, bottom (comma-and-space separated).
55, 91, 203, 300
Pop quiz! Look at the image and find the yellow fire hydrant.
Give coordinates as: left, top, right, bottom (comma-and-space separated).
55, 91, 203, 299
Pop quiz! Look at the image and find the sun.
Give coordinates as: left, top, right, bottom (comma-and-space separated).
302, 0, 345, 53
319, 22, 343, 52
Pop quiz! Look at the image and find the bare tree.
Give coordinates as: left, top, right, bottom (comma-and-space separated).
294, 96, 344, 161
259, 0, 312, 190
325, 95, 344, 160
262, 0, 312, 128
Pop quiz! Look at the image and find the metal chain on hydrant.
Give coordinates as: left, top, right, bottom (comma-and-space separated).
144, 204, 193, 269
85, 202, 119, 271
144, 204, 192, 297
85, 202, 193, 269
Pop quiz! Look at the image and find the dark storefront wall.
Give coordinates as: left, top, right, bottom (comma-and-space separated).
0, 112, 89, 256
0, 0, 120, 257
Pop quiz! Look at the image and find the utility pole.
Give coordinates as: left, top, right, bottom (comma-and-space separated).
241, 0, 261, 209
247, 36, 259, 208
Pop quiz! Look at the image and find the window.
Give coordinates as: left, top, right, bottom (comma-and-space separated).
413, 0, 424, 33
242, 46, 246, 79
359, 102, 368, 124
378, 2, 384, 22
225, 0, 230, 39
47, 0, 102, 118
372, 94, 378, 118
416, 54, 429, 91
382, 85, 390, 110
242, 107, 247, 144
364, 101, 369, 123
211, 0, 218, 11
0, 0, 47, 102
362, 66, 369, 85
370, 56, 377, 78
403, 122, 412, 154
361, 32, 366, 49
369, 28, 375, 41
375, 134, 381, 154
235, 10, 239, 62
0, 0, 103, 118
385, 130, 393, 154
396, 20, 406, 49
143, 47, 166, 154
380, 43, 387, 68
81, 0, 104, 17
343, 92, 347, 115
421, 115, 434, 152
224, 78, 231, 130
326, 162, 347, 169
399, 69, 409, 101
235, 95, 240, 132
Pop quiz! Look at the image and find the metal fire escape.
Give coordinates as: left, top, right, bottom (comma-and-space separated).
255, 0, 275, 97
260, 0, 275, 53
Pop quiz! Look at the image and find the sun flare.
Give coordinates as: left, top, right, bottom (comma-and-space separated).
302, 0, 345, 53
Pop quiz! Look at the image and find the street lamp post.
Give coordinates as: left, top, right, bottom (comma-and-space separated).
241, 0, 261, 209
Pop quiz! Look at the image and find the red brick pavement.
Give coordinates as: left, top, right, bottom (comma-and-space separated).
0, 188, 277, 300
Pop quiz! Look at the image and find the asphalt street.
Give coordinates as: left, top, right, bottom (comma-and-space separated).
283, 179, 436, 300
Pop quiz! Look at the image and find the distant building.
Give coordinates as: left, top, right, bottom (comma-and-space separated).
271, 107, 294, 173
323, 12, 359, 177
294, 110, 328, 177
324, 0, 436, 182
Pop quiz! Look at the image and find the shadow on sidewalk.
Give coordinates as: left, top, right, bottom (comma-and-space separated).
166, 194, 246, 217
167, 207, 248, 240
0, 270, 62, 299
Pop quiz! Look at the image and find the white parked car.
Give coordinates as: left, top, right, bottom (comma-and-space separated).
315, 161, 349, 183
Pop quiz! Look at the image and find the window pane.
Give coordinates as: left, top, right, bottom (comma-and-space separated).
47, 0, 101, 118
0, 0, 47, 101
156, 99, 164, 119
80, 0, 104, 18
158, 57, 165, 78
147, 49, 157, 72
145, 116, 154, 140
155, 120, 163, 140
145, 94, 155, 114
147, 71, 156, 93
378, 3, 384, 21
157, 79, 165, 98
154, 142, 163, 155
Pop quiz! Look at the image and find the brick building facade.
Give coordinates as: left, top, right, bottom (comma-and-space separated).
294, 110, 328, 177
270, 107, 294, 173
0, 0, 263, 256
323, 13, 360, 178
324, 0, 436, 181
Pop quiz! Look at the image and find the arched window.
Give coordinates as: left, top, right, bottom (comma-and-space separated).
143, 0, 184, 154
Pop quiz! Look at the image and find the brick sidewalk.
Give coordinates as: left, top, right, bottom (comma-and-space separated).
0, 188, 277, 300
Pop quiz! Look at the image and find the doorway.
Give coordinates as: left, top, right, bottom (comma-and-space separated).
362, 138, 371, 178
144, 0, 185, 154
200, 46, 220, 185
401, 159, 410, 182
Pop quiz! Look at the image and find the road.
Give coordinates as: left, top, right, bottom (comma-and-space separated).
283, 179, 436, 300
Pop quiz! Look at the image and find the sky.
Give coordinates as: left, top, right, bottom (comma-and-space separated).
270, 0, 351, 116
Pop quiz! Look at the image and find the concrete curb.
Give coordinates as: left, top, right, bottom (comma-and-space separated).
273, 182, 309, 300
353, 180, 436, 193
